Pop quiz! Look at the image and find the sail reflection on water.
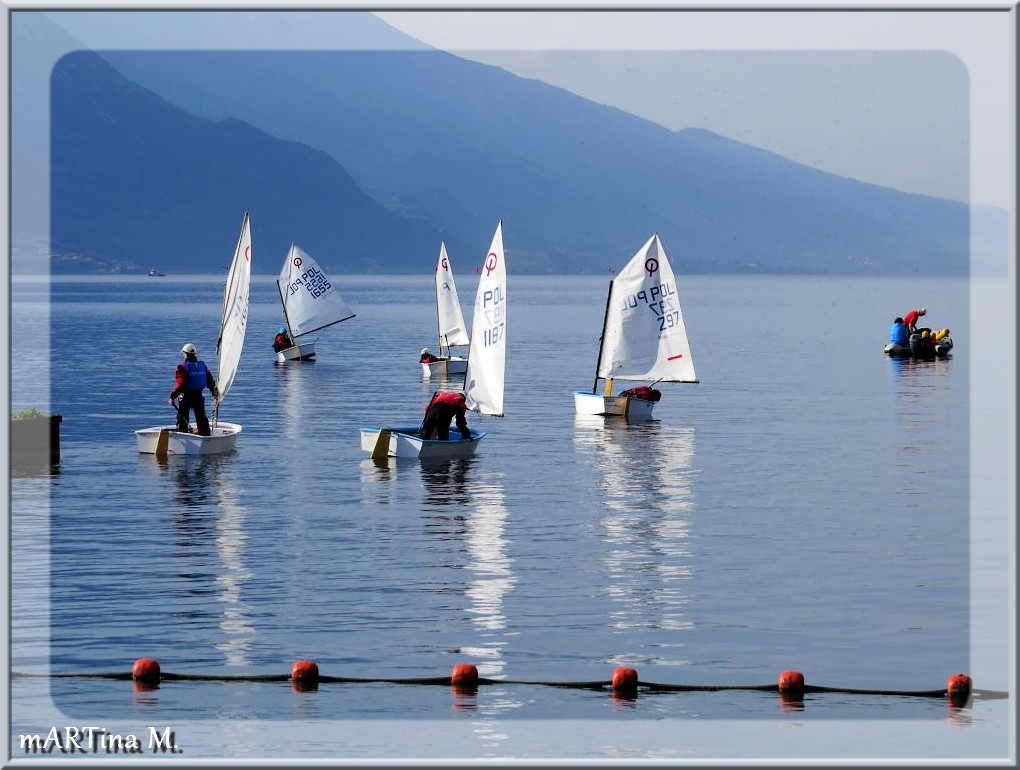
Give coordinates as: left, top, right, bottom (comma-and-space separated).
276, 362, 307, 444
420, 461, 518, 687
170, 454, 255, 668
573, 416, 697, 645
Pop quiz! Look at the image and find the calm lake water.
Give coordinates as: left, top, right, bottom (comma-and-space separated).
7, 272, 1012, 762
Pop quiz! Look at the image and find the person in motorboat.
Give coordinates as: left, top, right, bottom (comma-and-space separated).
621, 385, 662, 401
273, 326, 292, 353
418, 391, 472, 441
170, 343, 219, 436
420, 347, 439, 364
885, 316, 912, 356
889, 317, 909, 346
903, 307, 927, 336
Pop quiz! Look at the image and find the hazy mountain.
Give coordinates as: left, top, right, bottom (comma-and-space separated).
48, 50, 443, 275
20, 11, 1002, 275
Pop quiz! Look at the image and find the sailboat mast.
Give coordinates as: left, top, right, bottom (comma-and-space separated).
435, 302, 444, 357
591, 279, 614, 395
276, 277, 296, 341
435, 242, 445, 355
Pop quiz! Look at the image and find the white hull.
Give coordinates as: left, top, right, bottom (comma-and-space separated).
573, 391, 656, 420
360, 425, 486, 460
136, 423, 242, 455
421, 356, 468, 378
276, 342, 316, 363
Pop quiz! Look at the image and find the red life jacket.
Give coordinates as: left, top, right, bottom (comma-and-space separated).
622, 386, 661, 401
429, 391, 466, 411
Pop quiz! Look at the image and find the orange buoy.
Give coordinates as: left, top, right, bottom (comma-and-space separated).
778, 670, 805, 693
291, 660, 319, 684
946, 673, 972, 705
132, 657, 160, 683
451, 663, 479, 688
611, 666, 639, 695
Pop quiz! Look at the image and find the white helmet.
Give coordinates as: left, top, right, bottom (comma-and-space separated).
420, 347, 430, 355
181, 343, 197, 355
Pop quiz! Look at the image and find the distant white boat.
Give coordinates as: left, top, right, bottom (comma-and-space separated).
274, 243, 356, 363
421, 241, 470, 379
362, 220, 507, 460
146, 268, 166, 277
136, 212, 252, 455
574, 233, 698, 420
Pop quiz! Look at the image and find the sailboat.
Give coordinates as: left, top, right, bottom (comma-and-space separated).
361, 220, 507, 459
275, 243, 356, 363
136, 212, 252, 456
573, 233, 697, 420
421, 241, 470, 379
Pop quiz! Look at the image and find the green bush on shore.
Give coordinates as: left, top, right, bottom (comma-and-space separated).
11, 407, 51, 420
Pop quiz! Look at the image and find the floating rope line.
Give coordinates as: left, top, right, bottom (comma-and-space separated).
11, 660, 1004, 707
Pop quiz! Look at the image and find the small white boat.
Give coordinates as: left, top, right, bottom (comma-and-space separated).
136, 213, 252, 456
363, 220, 507, 460
275, 243, 356, 363
421, 241, 470, 378
136, 422, 243, 455
277, 340, 317, 363
359, 425, 487, 460
574, 233, 698, 420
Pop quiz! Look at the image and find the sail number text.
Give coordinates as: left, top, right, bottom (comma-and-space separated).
287, 267, 332, 298
480, 286, 505, 347
621, 282, 680, 332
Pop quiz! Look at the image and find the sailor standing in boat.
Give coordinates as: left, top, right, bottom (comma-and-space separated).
170, 343, 219, 436
418, 391, 472, 441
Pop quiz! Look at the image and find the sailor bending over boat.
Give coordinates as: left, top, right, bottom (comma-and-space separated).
170, 343, 219, 436
903, 307, 927, 336
621, 385, 662, 402
419, 391, 472, 441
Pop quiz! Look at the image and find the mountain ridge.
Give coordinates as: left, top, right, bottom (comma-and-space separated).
14, 11, 1006, 275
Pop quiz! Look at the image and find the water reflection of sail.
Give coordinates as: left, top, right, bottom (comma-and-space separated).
463, 473, 515, 660
171, 454, 254, 667
277, 362, 309, 443
459, 469, 521, 728
574, 416, 697, 643
421, 463, 517, 684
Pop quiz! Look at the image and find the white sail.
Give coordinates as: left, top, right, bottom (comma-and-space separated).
597, 233, 697, 383
277, 243, 356, 338
464, 221, 507, 417
435, 241, 470, 349
216, 212, 252, 402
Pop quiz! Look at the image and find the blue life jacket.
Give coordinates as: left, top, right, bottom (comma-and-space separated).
184, 360, 208, 391
889, 321, 908, 345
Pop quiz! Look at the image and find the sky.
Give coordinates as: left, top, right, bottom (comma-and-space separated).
376, 6, 1015, 210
